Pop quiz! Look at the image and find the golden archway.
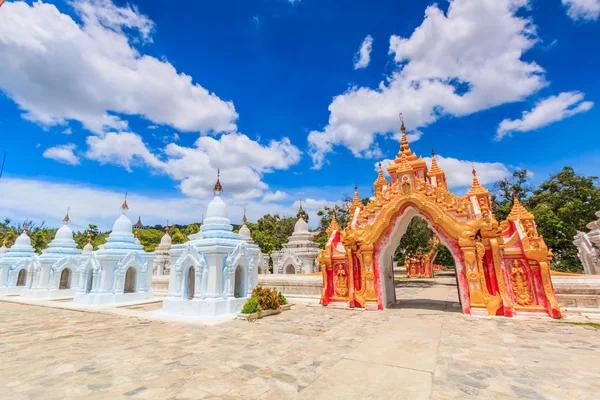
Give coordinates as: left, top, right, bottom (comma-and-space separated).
319, 121, 561, 318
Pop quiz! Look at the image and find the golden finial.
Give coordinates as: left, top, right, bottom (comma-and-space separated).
121, 193, 129, 212
62, 207, 71, 224
349, 185, 362, 216
467, 167, 488, 196
298, 199, 304, 216
428, 149, 444, 176
326, 211, 341, 236
374, 162, 389, 190
2, 239, 6, 246
399, 112, 405, 133
22, 223, 28, 232
397, 152, 413, 174
165, 220, 170, 232
213, 169, 223, 194
242, 208, 248, 224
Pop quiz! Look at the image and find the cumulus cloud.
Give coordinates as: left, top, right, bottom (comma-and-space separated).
262, 191, 288, 202
42, 144, 80, 165
353, 35, 373, 69
0, 0, 237, 134
308, 0, 546, 168
562, 0, 600, 21
82, 131, 301, 199
496, 91, 594, 140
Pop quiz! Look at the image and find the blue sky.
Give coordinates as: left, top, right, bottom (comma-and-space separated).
0, 0, 599, 230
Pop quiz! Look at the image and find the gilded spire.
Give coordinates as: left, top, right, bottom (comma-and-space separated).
508, 194, 534, 221
349, 185, 362, 216
135, 216, 144, 228
213, 169, 223, 195
87, 233, 92, 244
298, 199, 304, 216
428, 149, 444, 176
467, 167, 488, 196
22, 223, 28, 232
242, 208, 248, 224
374, 162, 389, 190
63, 207, 70, 224
2, 239, 6, 246
121, 193, 129, 212
326, 211, 341, 236
165, 220, 169, 232
135, 230, 139, 238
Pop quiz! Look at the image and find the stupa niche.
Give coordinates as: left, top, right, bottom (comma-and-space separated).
21, 210, 83, 300
73, 198, 155, 306
162, 171, 260, 317
271, 205, 321, 275
0, 225, 36, 295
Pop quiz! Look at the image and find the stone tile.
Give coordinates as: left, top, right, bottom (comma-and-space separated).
299, 359, 431, 400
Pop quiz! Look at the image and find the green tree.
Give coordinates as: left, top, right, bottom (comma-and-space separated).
170, 227, 188, 245
250, 214, 296, 255
136, 228, 165, 252
491, 169, 532, 222
528, 167, 600, 273
185, 223, 200, 236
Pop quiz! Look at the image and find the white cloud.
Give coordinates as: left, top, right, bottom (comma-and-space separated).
353, 34, 373, 69
308, 0, 546, 168
42, 144, 80, 165
0, 177, 321, 231
82, 131, 301, 199
62, 127, 73, 135
562, 0, 600, 21
424, 155, 509, 187
85, 131, 162, 172
496, 91, 594, 140
0, 0, 237, 134
262, 191, 288, 202
375, 155, 509, 188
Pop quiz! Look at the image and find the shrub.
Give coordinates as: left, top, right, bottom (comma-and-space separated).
250, 285, 281, 311
277, 291, 287, 305
241, 296, 262, 315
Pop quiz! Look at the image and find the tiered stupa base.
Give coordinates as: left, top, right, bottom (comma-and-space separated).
162, 296, 247, 317
73, 290, 152, 306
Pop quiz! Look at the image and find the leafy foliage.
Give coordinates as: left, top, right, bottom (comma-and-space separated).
249, 214, 296, 255
241, 296, 262, 315
241, 285, 287, 314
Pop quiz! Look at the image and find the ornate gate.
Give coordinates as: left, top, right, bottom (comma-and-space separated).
318, 121, 561, 318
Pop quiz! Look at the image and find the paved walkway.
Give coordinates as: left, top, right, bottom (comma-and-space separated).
1, 276, 599, 399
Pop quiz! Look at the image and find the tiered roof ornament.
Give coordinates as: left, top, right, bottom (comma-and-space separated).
427, 149, 447, 189
134, 216, 144, 229
467, 167, 488, 196
326, 212, 341, 236
349, 185, 362, 217
374, 163, 389, 193
508, 195, 535, 221
214, 169, 223, 195
121, 193, 129, 213
63, 208, 70, 224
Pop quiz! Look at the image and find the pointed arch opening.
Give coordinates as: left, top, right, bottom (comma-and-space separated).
16, 269, 27, 286
234, 265, 243, 298
284, 264, 295, 274
187, 266, 195, 299
86, 270, 94, 293
59, 268, 72, 289
124, 267, 136, 293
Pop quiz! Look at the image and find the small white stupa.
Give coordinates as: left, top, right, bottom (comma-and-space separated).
272, 202, 321, 274
0, 239, 8, 258
163, 171, 260, 317
21, 209, 83, 300
73, 196, 155, 306
0, 225, 36, 295
153, 225, 172, 276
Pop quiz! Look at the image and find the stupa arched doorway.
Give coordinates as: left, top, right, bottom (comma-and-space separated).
187, 266, 195, 299
284, 264, 296, 274
124, 267, 136, 293
16, 269, 27, 286
234, 266, 243, 298
59, 268, 71, 289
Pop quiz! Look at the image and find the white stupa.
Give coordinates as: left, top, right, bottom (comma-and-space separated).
153, 225, 172, 275
163, 171, 260, 317
0, 226, 37, 295
73, 196, 155, 306
21, 210, 83, 300
272, 202, 321, 274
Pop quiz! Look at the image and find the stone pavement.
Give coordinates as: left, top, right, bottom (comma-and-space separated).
1, 275, 599, 399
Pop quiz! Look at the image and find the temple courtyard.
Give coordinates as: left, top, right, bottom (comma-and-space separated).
1, 275, 599, 399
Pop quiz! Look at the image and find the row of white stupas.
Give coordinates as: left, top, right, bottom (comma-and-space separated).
0, 173, 321, 316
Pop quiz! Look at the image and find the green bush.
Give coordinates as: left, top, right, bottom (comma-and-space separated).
241, 296, 263, 315
277, 291, 287, 305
